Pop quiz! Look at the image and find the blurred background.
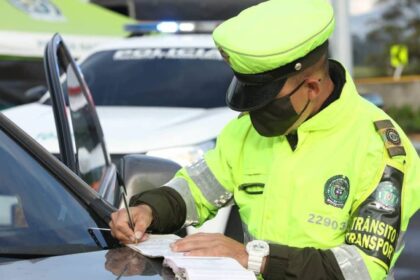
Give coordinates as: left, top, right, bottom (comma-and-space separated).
0, 0, 419, 136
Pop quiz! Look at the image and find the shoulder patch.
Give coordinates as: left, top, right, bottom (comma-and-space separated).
374, 120, 406, 158
345, 165, 403, 270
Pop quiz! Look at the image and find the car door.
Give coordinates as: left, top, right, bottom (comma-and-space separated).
44, 34, 119, 205
0, 110, 117, 263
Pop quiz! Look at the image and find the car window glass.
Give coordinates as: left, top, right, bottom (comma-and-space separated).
66, 65, 108, 190
0, 128, 105, 258
80, 48, 233, 108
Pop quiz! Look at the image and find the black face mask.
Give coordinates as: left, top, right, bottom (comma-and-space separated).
250, 80, 311, 137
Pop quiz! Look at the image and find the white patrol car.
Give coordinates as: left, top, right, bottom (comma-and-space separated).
3, 24, 238, 234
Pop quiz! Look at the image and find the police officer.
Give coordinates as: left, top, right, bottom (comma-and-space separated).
110, 0, 420, 279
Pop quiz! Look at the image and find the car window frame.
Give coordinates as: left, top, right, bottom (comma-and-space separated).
44, 34, 119, 203
44, 36, 76, 171
44, 34, 111, 173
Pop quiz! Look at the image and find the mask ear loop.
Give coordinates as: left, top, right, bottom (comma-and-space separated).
284, 80, 314, 135
280, 79, 306, 99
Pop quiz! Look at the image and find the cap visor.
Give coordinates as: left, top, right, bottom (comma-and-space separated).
226, 77, 286, 112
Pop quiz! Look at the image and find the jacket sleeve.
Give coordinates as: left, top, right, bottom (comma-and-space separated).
160, 118, 241, 228
337, 163, 403, 279
129, 150, 235, 231
130, 118, 240, 229
129, 186, 186, 233
328, 122, 419, 280
263, 244, 345, 280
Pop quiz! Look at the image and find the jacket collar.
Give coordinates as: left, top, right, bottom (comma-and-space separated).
298, 61, 361, 133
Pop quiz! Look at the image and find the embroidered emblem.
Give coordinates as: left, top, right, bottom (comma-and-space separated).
372, 181, 400, 212
324, 175, 350, 208
374, 120, 406, 157
385, 128, 401, 145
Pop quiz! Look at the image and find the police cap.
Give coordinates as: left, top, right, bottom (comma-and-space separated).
213, 0, 335, 112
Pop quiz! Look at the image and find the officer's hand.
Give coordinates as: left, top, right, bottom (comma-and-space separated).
170, 233, 248, 268
109, 204, 153, 244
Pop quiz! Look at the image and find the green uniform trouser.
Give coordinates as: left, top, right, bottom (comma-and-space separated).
165, 66, 420, 279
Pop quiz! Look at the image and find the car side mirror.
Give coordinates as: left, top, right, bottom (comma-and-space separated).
23, 85, 47, 103
118, 154, 181, 208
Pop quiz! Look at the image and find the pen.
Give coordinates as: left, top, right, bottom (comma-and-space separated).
120, 186, 137, 242
88, 227, 111, 231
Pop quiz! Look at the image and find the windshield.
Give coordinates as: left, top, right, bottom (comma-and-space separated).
0, 128, 107, 261
79, 48, 233, 108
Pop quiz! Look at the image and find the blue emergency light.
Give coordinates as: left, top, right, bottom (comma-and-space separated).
125, 21, 221, 35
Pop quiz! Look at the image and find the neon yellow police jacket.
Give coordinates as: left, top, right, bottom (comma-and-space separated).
165, 68, 420, 279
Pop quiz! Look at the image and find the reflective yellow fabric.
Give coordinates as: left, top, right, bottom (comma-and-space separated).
173, 64, 420, 279
212, 0, 335, 74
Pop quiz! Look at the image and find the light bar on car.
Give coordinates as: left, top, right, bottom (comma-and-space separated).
125, 21, 222, 34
